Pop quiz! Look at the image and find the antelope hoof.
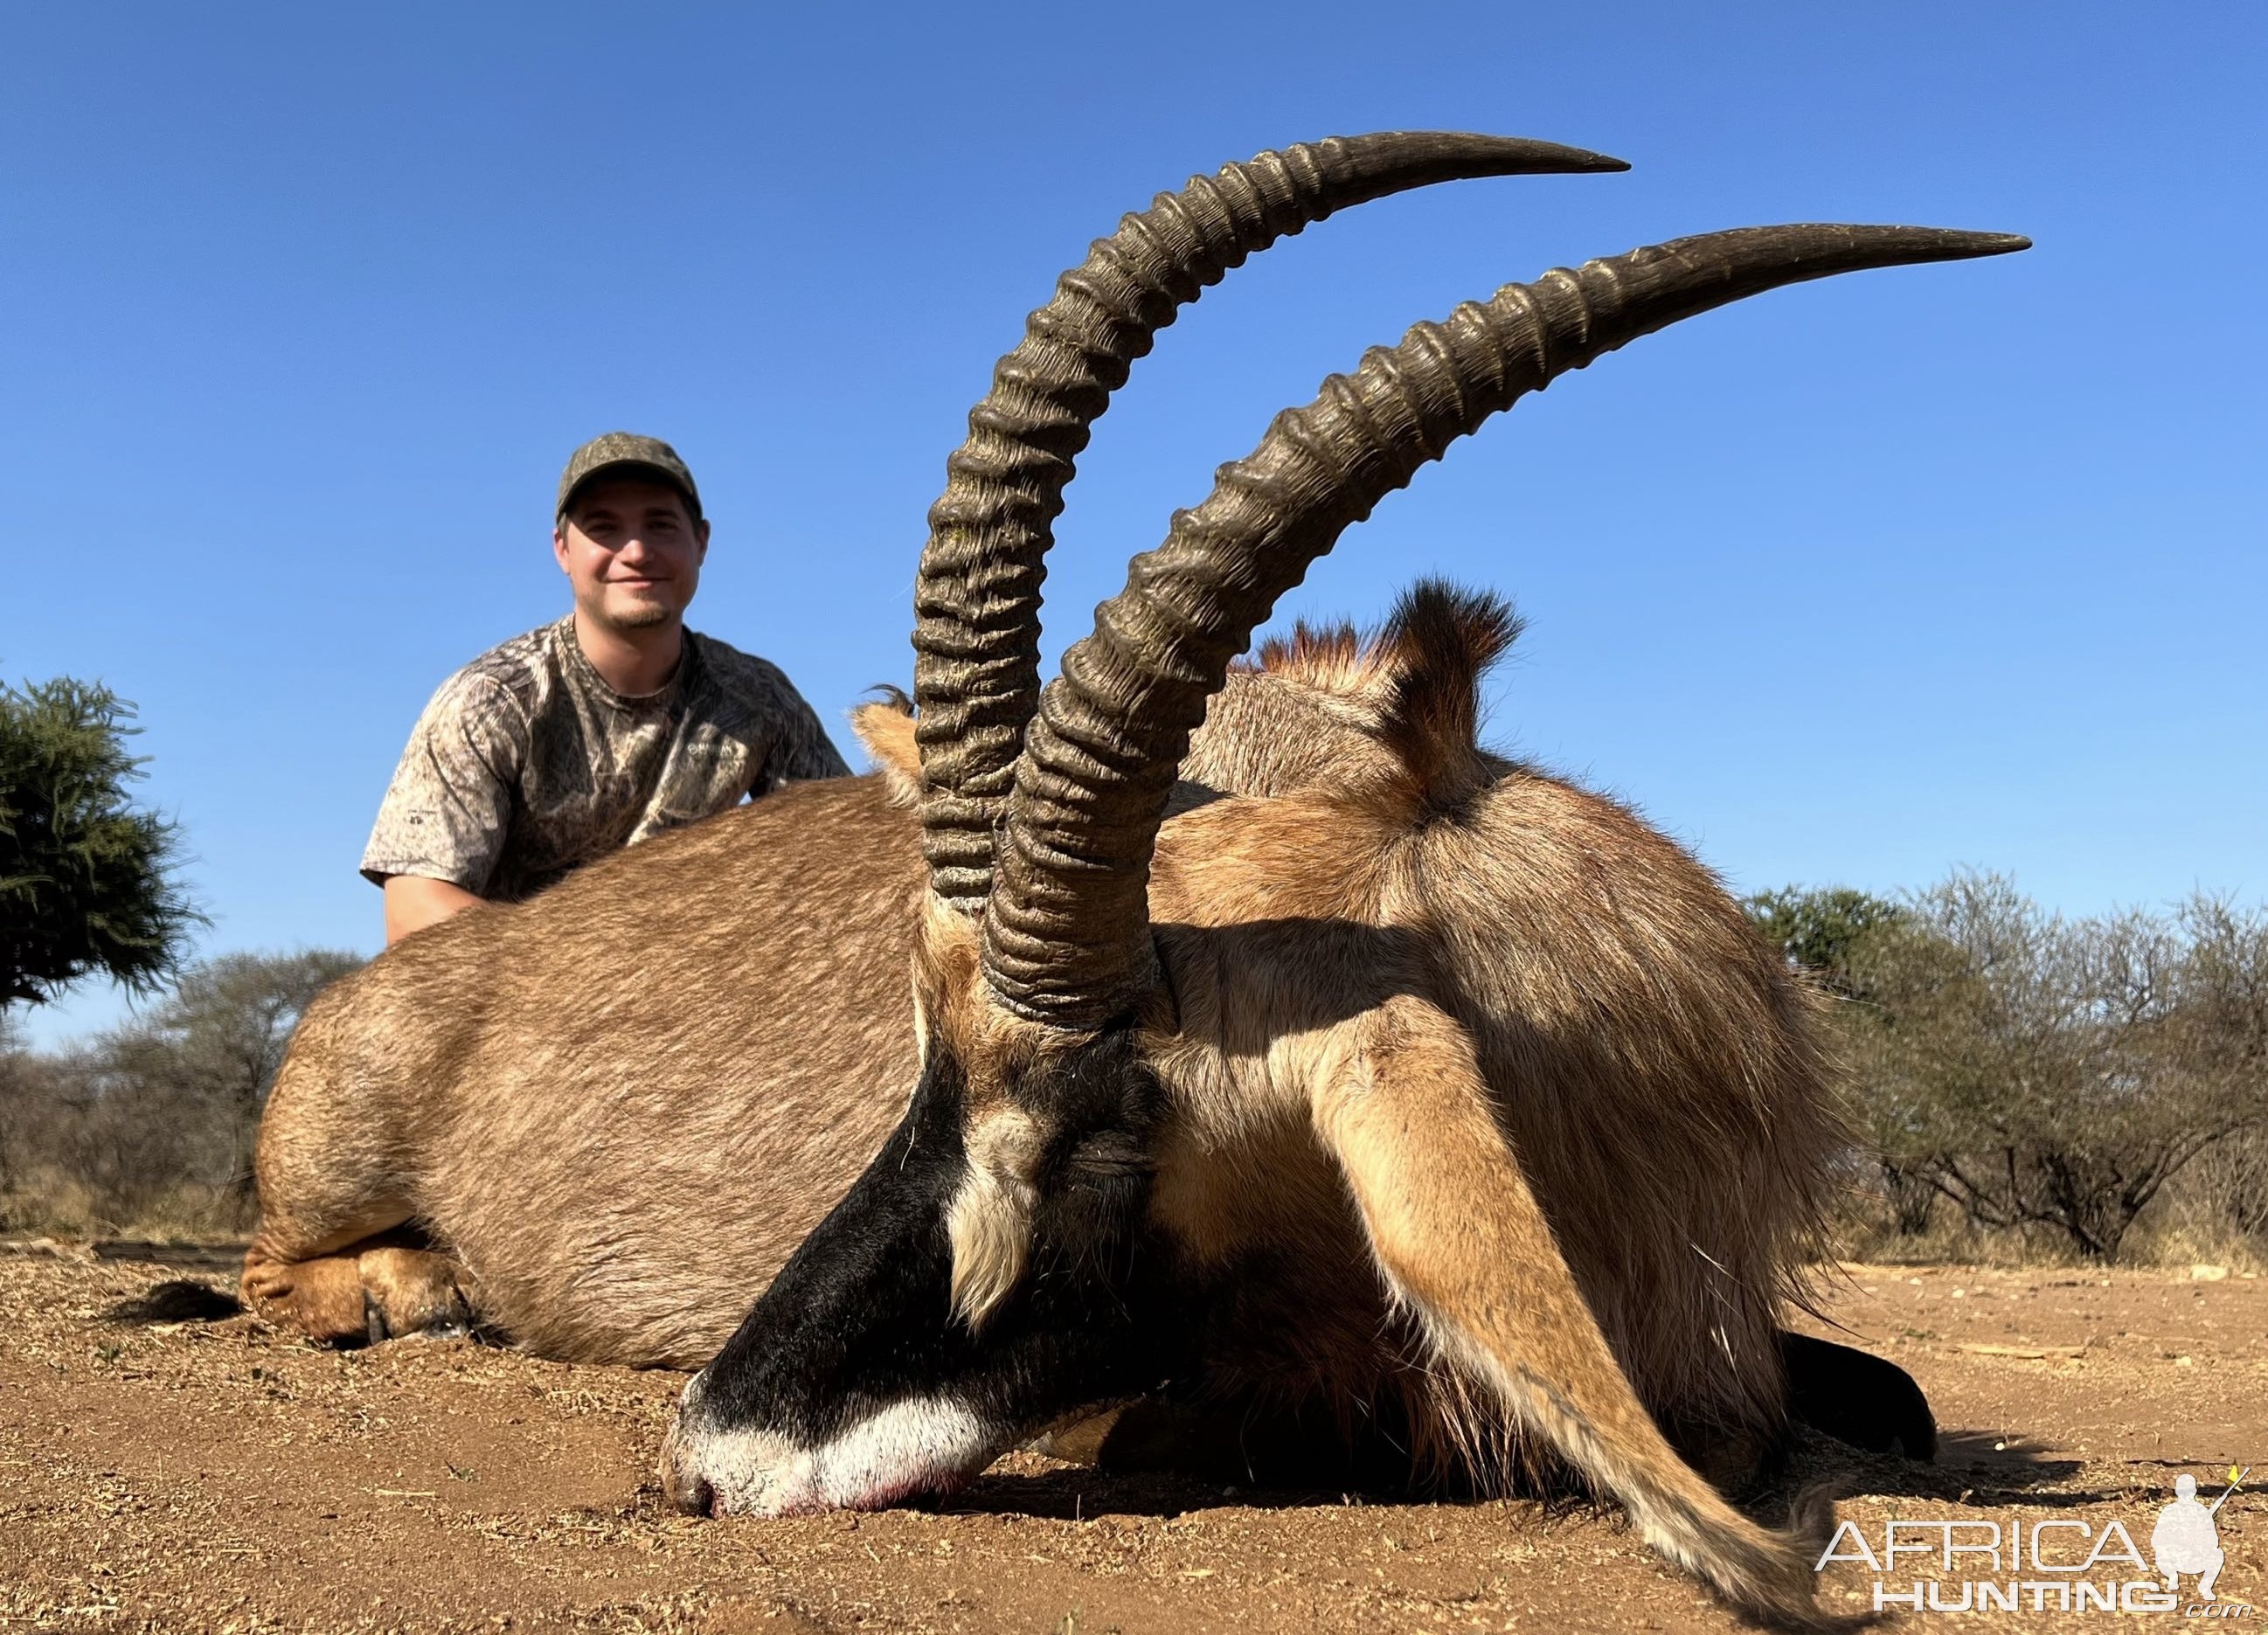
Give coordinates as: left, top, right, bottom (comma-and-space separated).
358, 1246, 475, 1344
1781, 1332, 1938, 1460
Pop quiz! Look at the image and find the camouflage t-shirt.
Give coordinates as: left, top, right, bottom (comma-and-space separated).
361, 617, 850, 903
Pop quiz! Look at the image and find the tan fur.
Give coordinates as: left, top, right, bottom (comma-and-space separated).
850, 696, 922, 806
250, 588, 1841, 1620
357, 1242, 475, 1339
1124, 766, 1839, 1503
946, 1105, 1043, 1329
247, 773, 927, 1367
912, 895, 1091, 1107
241, 1228, 471, 1342
904, 589, 1843, 1624
240, 1244, 368, 1343
1312, 995, 1824, 1622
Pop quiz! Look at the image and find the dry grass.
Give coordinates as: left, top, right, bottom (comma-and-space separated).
0, 1170, 253, 1244
1827, 1171, 2267, 1272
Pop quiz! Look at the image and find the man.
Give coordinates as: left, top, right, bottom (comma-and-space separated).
363, 432, 849, 944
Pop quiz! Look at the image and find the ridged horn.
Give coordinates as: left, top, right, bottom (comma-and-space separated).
911, 132, 1630, 911
983, 223, 2030, 1023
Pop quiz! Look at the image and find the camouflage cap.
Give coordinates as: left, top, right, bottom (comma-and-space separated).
556, 432, 704, 521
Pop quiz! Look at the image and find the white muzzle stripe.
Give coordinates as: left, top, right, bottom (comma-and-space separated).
676, 1394, 995, 1515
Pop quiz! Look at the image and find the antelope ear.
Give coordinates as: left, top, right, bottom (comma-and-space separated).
852, 692, 922, 806
1310, 996, 1830, 1629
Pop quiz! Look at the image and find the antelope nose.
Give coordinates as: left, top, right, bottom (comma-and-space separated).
664, 1456, 715, 1517
660, 1404, 718, 1517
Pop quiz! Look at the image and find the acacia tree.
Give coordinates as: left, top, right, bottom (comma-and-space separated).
1848, 875, 2256, 1260
1744, 885, 1906, 1000
1744, 886, 1943, 1231
2161, 896, 2268, 1237
0, 1010, 24, 1197
0, 675, 199, 1008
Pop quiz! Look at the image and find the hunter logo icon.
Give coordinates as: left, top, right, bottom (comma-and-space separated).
2154, 1467, 2247, 1602
1814, 1463, 2253, 1615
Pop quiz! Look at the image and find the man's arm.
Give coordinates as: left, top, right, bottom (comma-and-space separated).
381, 875, 487, 946
361, 670, 525, 939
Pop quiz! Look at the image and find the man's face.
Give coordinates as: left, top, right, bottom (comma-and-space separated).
553, 476, 710, 634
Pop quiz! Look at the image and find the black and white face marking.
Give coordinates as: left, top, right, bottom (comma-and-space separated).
662, 1028, 1184, 1517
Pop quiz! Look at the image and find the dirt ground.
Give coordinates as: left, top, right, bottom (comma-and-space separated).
0, 1246, 2259, 1633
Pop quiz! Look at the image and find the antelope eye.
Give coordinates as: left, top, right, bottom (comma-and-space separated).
1063, 1130, 1151, 1179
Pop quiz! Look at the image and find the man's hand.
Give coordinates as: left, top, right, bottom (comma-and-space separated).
383, 875, 487, 946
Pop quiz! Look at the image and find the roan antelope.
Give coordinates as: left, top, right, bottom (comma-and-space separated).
243, 133, 2022, 1628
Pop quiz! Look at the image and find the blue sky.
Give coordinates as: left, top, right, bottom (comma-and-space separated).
6, 3, 2262, 1047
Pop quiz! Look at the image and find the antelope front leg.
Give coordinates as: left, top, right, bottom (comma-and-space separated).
241, 1235, 374, 1344
354, 1242, 476, 1341
1311, 995, 1833, 1631
243, 1224, 475, 1344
